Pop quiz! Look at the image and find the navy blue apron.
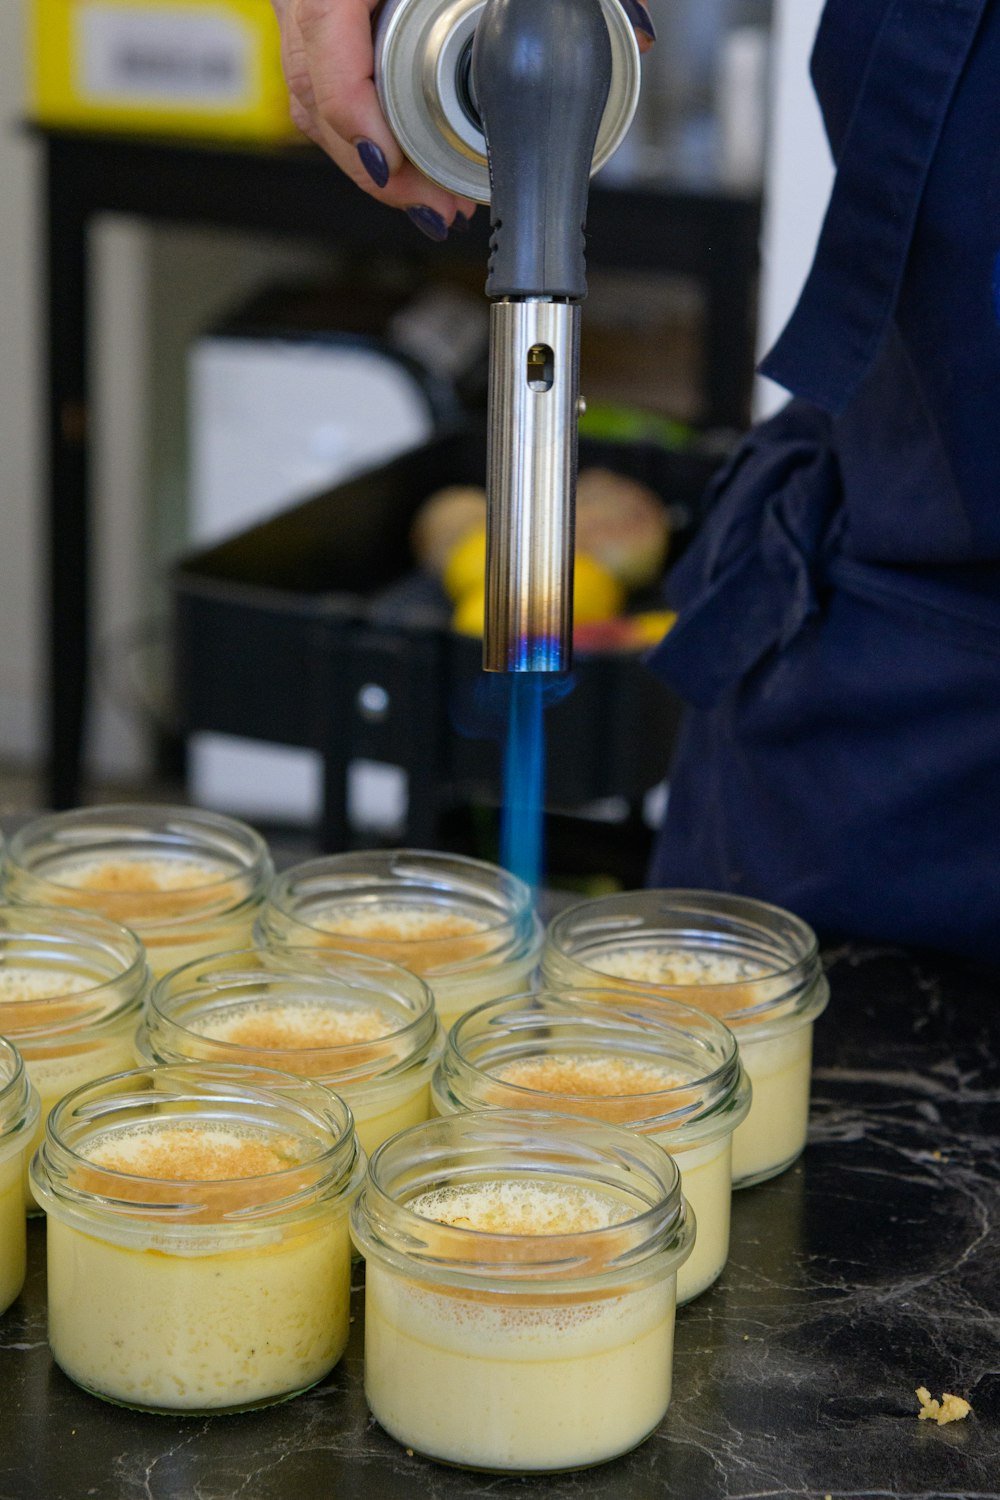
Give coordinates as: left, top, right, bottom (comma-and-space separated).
647, 0, 1000, 962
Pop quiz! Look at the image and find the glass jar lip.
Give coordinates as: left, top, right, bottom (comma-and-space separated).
0, 904, 149, 1038
262, 849, 537, 976
0, 1036, 40, 1150
352, 1108, 693, 1290
143, 946, 438, 1083
545, 888, 827, 1028
4, 804, 273, 918
33, 1063, 363, 1224
441, 988, 750, 1137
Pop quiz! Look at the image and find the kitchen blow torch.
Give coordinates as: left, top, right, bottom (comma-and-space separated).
375, 0, 640, 671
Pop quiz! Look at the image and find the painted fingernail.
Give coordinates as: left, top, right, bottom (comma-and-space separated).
356, 138, 390, 189
406, 205, 449, 242
452, 211, 472, 233
620, 0, 656, 42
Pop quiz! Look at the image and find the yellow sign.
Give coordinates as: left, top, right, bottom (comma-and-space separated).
31, 0, 299, 141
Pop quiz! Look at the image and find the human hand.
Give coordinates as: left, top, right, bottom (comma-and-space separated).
270, 0, 655, 241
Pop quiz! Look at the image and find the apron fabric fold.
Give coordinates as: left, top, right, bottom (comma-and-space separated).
647, 0, 1000, 962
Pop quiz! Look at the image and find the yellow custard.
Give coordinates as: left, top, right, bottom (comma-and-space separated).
494, 1054, 684, 1098
491, 1056, 729, 1305
258, 853, 543, 1033
434, 989, 751, 1305
40, 1113, 358, 1413
189, 999, 432, 1156
439, 1055, 720, 1304
0, 965, 141, 1211
0, 1153, 26, 1312
0, 1036, 40, 1308
296, 902, 535, 1031
0, 968, 95, 1004
44, 856, 255, 977
581, 944, 817, 1185
192, 1001, 397, 1050
364, 1178, 674, 1471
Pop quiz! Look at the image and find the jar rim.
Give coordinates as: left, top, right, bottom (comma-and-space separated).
32, 1063, 363, 1230
544, 889, 828, 1032
0, 1036, 40, 1152
440, 988, 751, 1139
143, 946, 439, 1084
351, 1108, 693, 1292
262, 849, 538, 978
0, 905, 149, 1038
4, 805, 273, 928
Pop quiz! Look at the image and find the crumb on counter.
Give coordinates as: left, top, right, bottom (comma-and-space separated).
915, 1386, 972, 1425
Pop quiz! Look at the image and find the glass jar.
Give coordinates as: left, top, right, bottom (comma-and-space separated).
351, 1109, 694, 1472
0, 906, 150, 1209
258, 850, 543, 1032
542, 891, 830, 1188
30, 1063, 365, 1413
137, 947, 443, 1156
3, 805, 273, 978
0, 1039, 40, 1313
433, 988, 749, 1303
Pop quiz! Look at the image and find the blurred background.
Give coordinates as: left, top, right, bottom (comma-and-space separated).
0, 0, 833, 879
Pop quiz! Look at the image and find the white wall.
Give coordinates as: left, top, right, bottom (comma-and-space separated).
755, 0, 832, 416
0, 0, 46, 766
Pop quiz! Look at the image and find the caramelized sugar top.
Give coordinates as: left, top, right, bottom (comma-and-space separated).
494, 1054, 684, 1098
408, 1179, 631, 1237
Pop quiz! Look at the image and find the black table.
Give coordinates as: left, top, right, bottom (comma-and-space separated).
36, 125, 761, 815
2, 940, 998, 1499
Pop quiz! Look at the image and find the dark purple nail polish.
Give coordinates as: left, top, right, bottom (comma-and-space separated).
620, 0, 656, 42
356, 138, 389, 189
452, 211, 472, 233
406, 205, 449, 242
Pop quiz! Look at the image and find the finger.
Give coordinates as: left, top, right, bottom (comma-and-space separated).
293, 0, 406, 177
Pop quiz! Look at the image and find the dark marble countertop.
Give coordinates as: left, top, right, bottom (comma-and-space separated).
1, 942, 998, 1499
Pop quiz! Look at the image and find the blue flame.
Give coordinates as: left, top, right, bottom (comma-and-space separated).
500, 672, 546, 894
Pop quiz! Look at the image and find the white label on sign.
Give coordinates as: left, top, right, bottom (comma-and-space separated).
76, 6, 252, 107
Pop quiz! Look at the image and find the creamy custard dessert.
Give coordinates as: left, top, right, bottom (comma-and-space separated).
579, 946, 812, 1185
183, 999, 433, 1153
352, 1110, 693, 1472
432, 990, 750, 1302
541, 892, 830, 1188
257, 851, 543, 1032
0, 1040, 39, 1313
138, 950, 443, 1157
0, 910, 151, 1209
2, 806, 273, 978
31, 1065, 365, 1413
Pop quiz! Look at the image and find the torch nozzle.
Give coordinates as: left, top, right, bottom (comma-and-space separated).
483, 299, 580, 673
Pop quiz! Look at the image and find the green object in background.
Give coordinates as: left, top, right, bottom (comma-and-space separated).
578, 402, 695, 449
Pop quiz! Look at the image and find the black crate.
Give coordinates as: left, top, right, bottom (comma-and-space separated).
172, 427, 720, 850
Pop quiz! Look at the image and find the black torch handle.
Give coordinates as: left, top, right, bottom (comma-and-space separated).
472, 0, 613, 300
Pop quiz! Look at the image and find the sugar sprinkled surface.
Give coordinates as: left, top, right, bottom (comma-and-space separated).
52, 857, 229, 894
312, 904, 487, 944
493, 1054, 685, 1098
407, 1180, 631, 1236
0, 968, 95, 1004
85, 1125, 303, 1181
190, 1000, 398, 1051
593, 946, 772, 987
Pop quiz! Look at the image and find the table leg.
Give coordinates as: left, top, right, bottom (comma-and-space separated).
43, 144, 90, 809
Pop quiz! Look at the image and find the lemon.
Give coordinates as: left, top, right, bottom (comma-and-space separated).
442, 526, 487, 602
452, 587, 486, 637
630, 610, 678, 646
573, 553, 625, 622
451, 552, 624, 637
